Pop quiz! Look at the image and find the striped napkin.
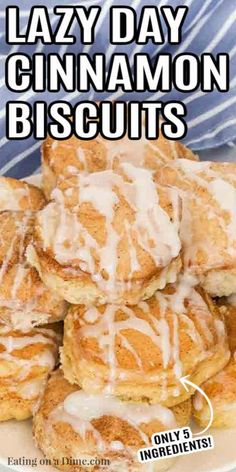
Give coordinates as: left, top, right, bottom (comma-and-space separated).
0, 0, 236, 178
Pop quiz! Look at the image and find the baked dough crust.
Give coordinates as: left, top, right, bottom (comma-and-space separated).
0, 176, 45, 211
0, 324, 61, 421
42, 131, 197, 199
61, 283, 230, 406
33, 369, 192, 472
155, 159, 236, 297
30, 166, 182, 305
0, 212, 67, 330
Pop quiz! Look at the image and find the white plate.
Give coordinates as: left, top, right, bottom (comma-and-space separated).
2, 166, 234, 472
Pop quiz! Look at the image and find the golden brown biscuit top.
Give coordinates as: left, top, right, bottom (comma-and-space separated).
193, 353, 236, 411
155, 159, 236, 272
68, 279, 227, 385
0, 212, 66, 326
46, 371, 177, 453
0, 324, 60, 384
0, 177, 45, 212
43, 130, 197, 179
35, 164, 181, 293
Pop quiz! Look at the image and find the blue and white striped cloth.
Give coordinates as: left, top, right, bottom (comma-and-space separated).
0, 0, 236, 178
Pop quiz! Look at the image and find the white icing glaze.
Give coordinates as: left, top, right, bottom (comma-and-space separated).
51, 141, 58, 150
76, 147, 88, 171
167, 159, 236, 270
39, 164, 181, 298
0, 212, 60, 326
64, 391, 175, 428
0, 326, 59, 392
77, 277, 217, 396
0, 332, 55, 352
17, 377, 47, 400
209, 178, 236, 239
83, 307, 100, 324
0, 180, 31, 211
50, 389, 176, 456
110, 441, 125, 451
85, 126, 189, 170
0, 214, 31, 305
66, 165, 80, 175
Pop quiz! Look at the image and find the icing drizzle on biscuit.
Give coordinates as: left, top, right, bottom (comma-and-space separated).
72, 277, 226, 397
50, 388, 176, 460
38, 164, 181, 299
157, 159, 236, 272
0, 325, 59, 403
0, 212, 65, 330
